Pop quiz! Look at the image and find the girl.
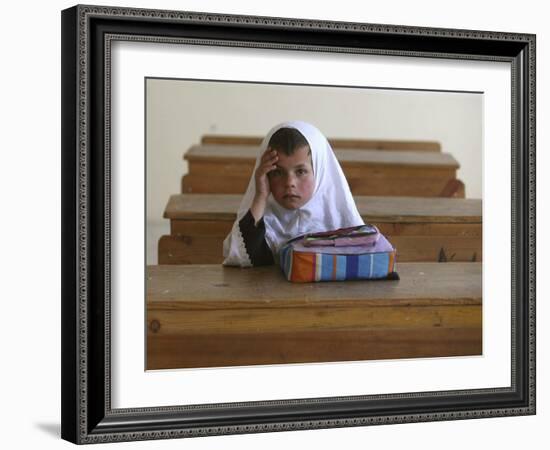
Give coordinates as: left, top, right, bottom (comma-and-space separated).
223, 120, 364, 267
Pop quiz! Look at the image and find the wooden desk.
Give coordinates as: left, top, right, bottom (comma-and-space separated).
181, 145, 464, 197
201, 134, 442, 152
158, 194, 482, 264
147, 263, 482, 370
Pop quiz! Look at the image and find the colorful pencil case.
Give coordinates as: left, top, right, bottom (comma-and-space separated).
279, 225, 398, 283
301, 224, 380, 247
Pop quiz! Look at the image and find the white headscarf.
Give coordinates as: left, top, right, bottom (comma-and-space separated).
222, 120, 364, 267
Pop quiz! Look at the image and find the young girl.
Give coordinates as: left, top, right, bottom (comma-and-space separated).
223, 120, 364, 267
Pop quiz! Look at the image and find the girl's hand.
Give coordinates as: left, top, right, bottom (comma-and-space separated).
250, 148, 278, 224
254, 147, 278, 199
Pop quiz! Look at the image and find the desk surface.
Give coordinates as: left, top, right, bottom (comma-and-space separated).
147, 263, 482, 368
185, 145, 458, 169
147, 263, 481, 310
164, 194, 482, 223
200, 135, 442, 152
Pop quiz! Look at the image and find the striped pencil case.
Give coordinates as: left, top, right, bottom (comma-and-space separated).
279, 225, 398, 283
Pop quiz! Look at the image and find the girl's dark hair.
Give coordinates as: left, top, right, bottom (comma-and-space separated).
267, 127, 309, 156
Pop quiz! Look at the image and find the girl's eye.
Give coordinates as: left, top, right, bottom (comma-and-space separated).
297, 169, 308, 176
270, 169, 282, 177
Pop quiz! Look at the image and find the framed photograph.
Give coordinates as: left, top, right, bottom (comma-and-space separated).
61, 4, 536, 444
145, 79, 483, 370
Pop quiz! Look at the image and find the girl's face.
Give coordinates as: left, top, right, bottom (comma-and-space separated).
268, 145, 315, 210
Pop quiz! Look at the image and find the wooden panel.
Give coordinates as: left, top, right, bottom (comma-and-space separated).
164, 194, 481, 223
146, 263, 481, 369
148, 328, 482, 369
170, 220, 230, 236
200, 134, 442, 152
168, 221, 481, 238
185, 145, 457, 168
159, 193, 481, 264
147, 263, 481, 307
181, 173, 248, 194
186, 161, 456, 179
440, 179, 466, 198
159, 234, 221, 264
181, 173, 462, 197
182, 145, 460, 197
149, 305, 482, 334
158, 232, 482, 264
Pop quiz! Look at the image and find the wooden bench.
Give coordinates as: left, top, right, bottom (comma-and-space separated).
181, 145, 464, 197
147, 263, 482, 370
158, 194, 482, 264
201, 134, 442, 152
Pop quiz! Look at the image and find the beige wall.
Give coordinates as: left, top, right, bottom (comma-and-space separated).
146, 79, 483, 263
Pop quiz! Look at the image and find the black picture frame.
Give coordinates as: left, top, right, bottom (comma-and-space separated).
61, 4, 536, 444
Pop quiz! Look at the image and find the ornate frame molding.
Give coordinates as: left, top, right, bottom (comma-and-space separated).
62, 5, 536, 444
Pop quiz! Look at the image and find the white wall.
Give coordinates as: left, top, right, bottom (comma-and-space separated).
2, 0, 547, 449
147, 80, 482, 263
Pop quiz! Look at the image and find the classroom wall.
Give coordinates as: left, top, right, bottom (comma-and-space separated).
146, 80, 483, 263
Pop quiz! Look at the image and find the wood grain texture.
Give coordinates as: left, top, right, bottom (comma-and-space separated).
185, 145, 456, 168
149, 305, 481, 333
164, 194, 481, 222
148, 328, 482, 369
200, 135, 442, 152
158, 194, 482, 264
158, 233, 482, 264
181, 173, 462, 197
182, 145, 460, 197
147, 263, 481, 308
146, 263, 482, 369
169, 221, 481, 237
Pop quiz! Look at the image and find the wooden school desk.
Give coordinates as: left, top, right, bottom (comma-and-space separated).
158, 194, 482, 264
180, 145, 464, 197
146, 263, 482, 370
200, 134, 442, 152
